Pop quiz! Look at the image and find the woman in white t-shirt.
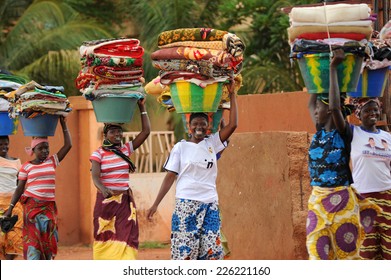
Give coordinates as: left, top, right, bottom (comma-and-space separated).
350, 97, 391, 259
147, 80, 238, 260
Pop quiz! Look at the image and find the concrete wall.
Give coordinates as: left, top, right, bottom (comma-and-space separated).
217, 132, 311, 259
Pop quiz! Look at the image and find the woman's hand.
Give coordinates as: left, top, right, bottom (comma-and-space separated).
330, 49, 345, 68
138, 97, 146, 107
100, 187, 114, 199
3, 207, 12, 218
147, 205, 157, 220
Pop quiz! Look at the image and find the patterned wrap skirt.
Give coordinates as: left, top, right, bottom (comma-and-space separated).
360, 189, 391, 259
0, 194, 23, 258
93, 190, 138, 260
171, 199, 223, 260
306, 186, 380, 260
21, 196, 58, 260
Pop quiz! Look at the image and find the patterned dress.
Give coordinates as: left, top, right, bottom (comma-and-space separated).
306, 126, 379, 259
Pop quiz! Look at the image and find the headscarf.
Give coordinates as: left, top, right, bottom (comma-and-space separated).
25, 137, 48, 156
351, 97, 382, 119
317, 93, 354, 118
103, 123, 123, 135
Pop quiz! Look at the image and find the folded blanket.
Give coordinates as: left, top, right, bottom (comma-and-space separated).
152, 59, 239, 78
80, 38, 144, 58
80, 54, 143, 68
158, 28, 228, 46
159, 71, 229, 88
0, 80, 23, 92
289, 3, 371, 24
159, 33, 245, 57
151, 47, 243, 70
288, 25, 373, 42
92, 66, 143, 80
290, 20, 373, 27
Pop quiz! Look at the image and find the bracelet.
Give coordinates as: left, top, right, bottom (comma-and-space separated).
141, 112, 148, 115
10, 203, 14, 207
63, 129, 68, 132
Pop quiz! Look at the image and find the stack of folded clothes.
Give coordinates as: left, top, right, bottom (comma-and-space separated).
150, 27, 244, 113
288, 3, 374, 43
288, 3, 374, 58
76, 38, 146, 101
347, 20, 391, 98
6, 80, 72, 119
364, 20, 391, 70
0, 74, 26, 113
287, 3, 375, 94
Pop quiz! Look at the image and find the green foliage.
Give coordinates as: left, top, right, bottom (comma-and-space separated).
1, 0, 320, 97
139, 241, 170, 249
63, 0, 127, 31
19, 50, 80, 95
218, 0, 317, 93
0, 0, 113, 95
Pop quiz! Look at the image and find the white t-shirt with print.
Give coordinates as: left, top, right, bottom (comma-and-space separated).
351, 125, 391, 193
164, 133, 226, 203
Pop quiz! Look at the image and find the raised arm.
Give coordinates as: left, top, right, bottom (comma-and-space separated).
147, 171, 177, 220
308, 93, 317, 125
219, 78, 238, 143
328, 49, 347, 133
132, 98, 151, 150
57, 116, 72, 162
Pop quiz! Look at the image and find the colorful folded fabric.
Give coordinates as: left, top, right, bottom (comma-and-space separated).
159, 33, 245, 58
151, 47, 243, 70
144, 76, 168, 96
7, 81, 72, 118
288, 25, 373, 42
92, 66, 143, 80
158, 28, 228, 46
80, 54, 143, 68
152, 59, 237, 77
159, 71, 229, 88
80, 38, 144, 58
289, 3, 371, 24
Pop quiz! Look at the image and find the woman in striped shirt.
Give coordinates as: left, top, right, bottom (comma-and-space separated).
4, 116, 72, 260
90, 98, 150, 260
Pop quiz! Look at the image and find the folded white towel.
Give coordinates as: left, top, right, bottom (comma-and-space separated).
290, 20, 373, 27
290, 3, 371, 24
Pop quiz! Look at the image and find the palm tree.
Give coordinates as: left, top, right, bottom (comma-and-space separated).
0, 0, 113, 95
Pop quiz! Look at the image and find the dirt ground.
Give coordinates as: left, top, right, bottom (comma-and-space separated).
11, 245, 171, 260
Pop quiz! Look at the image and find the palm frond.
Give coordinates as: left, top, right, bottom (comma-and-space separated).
19, 49, 81, 96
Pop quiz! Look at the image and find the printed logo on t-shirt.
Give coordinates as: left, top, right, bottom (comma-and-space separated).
362, 137, 391, 158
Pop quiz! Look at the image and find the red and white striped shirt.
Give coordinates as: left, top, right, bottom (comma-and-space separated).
18, 154, 59, 201
90, 142, 134, 191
